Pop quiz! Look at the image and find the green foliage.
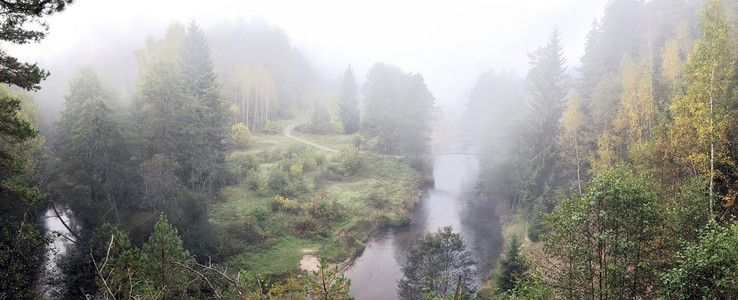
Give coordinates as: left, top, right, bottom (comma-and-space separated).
496, 270, 552, 300
0, 0, 73, 90
309, 104, 333, 134
263, 120, 281, 134
226, 151, 259, 181
527, 206, 545, 243
666, 177, 711, 244
307, 193, 346, 221
89, 224, 149, 299
268, 167, 294, 197
0, 211, 48, 299
140, 214, 193, 299
179, 20, 216, 98
272, 194, 301, 214
337, 65, 360, 134
0, 95, 37, 147
496, 235, 528, 294
519, 27, 569, 222
138, 154, 182, 217
362, 62, 434, 156
543, 165, 662, 299
304, 258, 354, 299
230, 122, 252, 149
660, 220, 738, 299
247, 169, 268, 196
55, 68, 126, 226
331, 147, 361, 177
669, 0, 734, 215
398, 226, 475, 300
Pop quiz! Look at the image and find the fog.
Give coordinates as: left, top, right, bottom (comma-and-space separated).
8, 0, 737, 298
8, 0, 607, 115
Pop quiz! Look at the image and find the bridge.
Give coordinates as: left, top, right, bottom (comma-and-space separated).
434, 151, 482, 156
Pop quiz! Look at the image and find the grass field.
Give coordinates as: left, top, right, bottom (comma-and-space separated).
212, 122, 427, 276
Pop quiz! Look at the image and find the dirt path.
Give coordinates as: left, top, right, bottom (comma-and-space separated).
283, 123, 339, 153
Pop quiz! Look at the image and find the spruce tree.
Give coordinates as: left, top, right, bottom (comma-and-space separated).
496, 235, 528, 293
178, 20, 228, 218
337, 65, 360, 134
520, 27, 569, 234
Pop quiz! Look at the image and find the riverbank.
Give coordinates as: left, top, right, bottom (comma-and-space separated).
212, 122, 430, 277
477, 212, 530, 297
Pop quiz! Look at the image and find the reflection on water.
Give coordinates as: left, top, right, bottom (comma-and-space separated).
343, 154, 503, 299
42, 206, 77, 297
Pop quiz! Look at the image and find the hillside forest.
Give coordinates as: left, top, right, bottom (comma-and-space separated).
2, 0, 738, 299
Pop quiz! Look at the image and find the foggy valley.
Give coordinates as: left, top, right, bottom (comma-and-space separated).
2, 0, 738, 299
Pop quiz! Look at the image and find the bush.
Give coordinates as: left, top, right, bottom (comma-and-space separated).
332, 122, 344, 134
263, 120, 281, 135
294, 217, 321, 237
225, 215, 267, 244
309, 105, 332, 134
333, 147, 360, 176
307, 194, 345, 221
226, 151, 260, 180
271, 195, 301, 214
247, 170, 268, 196
268, 167, 290, 193
366, 187, 391, 209
230, 122, 251, 149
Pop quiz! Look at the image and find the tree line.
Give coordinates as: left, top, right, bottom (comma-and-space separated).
473, 0, 738, 298
0, 0, 439, 297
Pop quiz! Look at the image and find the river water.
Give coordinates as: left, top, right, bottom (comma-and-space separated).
42, 206, 78, 297
343, 153, 504, 299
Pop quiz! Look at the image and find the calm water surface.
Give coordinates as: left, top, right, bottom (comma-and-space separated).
343, 154, 503, 299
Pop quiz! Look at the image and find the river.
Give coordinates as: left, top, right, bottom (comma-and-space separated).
42, 205, 78, 297
343, 152, 504, 299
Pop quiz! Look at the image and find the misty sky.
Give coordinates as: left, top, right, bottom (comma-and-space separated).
8, 0, 607, 108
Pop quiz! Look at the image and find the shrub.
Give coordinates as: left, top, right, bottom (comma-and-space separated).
366, 188, 391, 209
263, 120, 281, 135
294, 217, 321, 237
229, 122, 251, 149
333, 147, 360, 176
309, 105, 332, 134
268, 167, 290, 193
225, 215, 266, 244
307, 194, 345, 221
226, 151, 260, 180
247, 170, 268, 196
332, 122, 344, 134
271, 195, 301, 214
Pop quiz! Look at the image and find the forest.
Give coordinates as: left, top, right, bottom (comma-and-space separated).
1, 0, 738, 299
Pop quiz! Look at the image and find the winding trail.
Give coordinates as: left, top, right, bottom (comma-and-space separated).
283, 123, 339, 153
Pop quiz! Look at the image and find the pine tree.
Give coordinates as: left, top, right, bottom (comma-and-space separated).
337, 65, 360, 134
140, 214, 192, 299
0, 1, 73, 297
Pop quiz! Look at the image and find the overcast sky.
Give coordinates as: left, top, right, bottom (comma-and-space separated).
8, 0, 608, 109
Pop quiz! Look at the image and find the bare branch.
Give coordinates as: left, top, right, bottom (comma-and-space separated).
90, 235, 117, 299
173, 259, 222, 300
